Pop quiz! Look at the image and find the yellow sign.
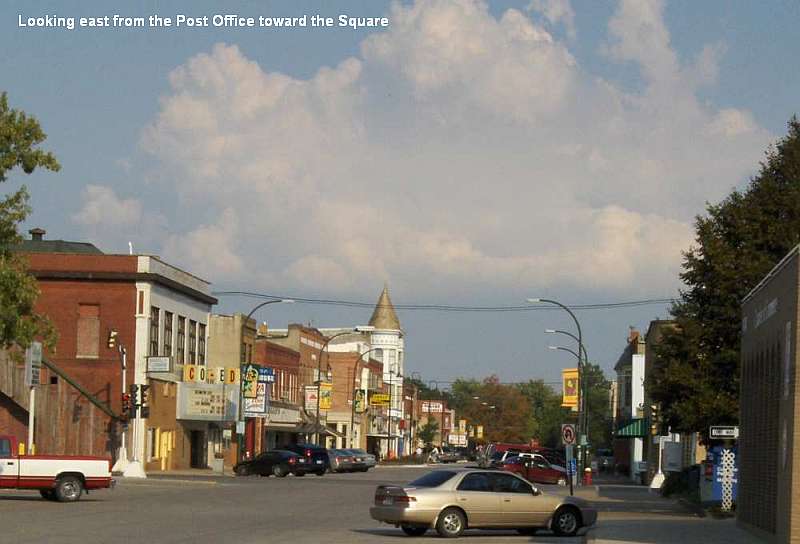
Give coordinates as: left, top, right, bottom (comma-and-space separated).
562, 368, 579, 408
476, 425, 484, 439
319, 383, 333, 410
184, 365, 239, 384
224, 367, 240, 385
459, 419, 467, 433
183, 364, 198, 382
369, 392, 390, 406
242, 364, 259, 399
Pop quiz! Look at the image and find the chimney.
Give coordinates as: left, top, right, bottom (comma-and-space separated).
29, 228, 46, 241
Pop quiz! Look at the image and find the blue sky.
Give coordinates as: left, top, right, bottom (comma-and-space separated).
1, 0, 797, 384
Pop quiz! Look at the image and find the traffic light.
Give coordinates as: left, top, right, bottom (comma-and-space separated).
121, 393, 132, 418
139, 384, 151, 418
129, 384, 140, 417
107, 330, 118, 349
650, 404, 661, 436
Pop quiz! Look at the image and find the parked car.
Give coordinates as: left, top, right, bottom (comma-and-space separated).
234, 450, 309, 477
328, 449, 356, 472
370, 468, 596, 538
284, 444, 329, 475
0, 434, 114, 502
344, 449, 375, 472
502, 454, 568, 486
480, 443, 535, 468
455, 446, 475, 462
433, 447, 461, 464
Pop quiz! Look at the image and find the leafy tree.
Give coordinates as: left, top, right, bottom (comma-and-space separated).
516, 379, 569, 448
582, 363, 612, 448
650, 118, 800, 441
417, 419, 439, 446
0, 92, 59, 350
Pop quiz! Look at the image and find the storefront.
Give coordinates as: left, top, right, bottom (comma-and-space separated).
175, 381, 239, 472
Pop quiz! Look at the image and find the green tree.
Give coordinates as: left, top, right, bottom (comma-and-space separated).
582, 363, 612, 449
651, 118, 800, 441
516, 379, 568, 448
417, 419, 439, 446
0, 92, 59, 349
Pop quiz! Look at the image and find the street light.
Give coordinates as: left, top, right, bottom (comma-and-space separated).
315, 326, 374, 445
239, 298, 294, 464
349, 347, 382, 448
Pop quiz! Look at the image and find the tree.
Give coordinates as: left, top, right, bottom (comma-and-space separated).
417, 419, 439, 446
650, 117, 800, 441
0, 92, 59, 349
582, 363, 612, 449
516, 379, 569, 448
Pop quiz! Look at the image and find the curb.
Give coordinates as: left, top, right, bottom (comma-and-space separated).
115, 477, 218, 486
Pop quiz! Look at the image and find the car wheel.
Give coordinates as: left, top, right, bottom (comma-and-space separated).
54, 476, 83, 502
315, 470, 325, 476
273, 464, 288, 478
436, 507, 466, 538
234, 465, 250, 476
552, 506, 581, 537
39, 489, 55, 501
517, 528, 538, 536
401, 524, 428, 536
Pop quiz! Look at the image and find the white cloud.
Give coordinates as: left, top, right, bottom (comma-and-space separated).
72, 184, 143, 227
128, 0, 770, 298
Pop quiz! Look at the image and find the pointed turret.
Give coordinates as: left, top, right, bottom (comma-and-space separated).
368, 285, 401, 330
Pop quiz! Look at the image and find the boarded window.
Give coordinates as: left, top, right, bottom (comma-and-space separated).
76, 304, 100, 358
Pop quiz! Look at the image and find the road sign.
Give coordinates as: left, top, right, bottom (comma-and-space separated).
24, 341, 42, 387
561, 424, 576, 445
710, 426, 739, 440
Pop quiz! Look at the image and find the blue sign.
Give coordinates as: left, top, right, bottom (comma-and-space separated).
569, 459, 577, 476
258, 367, 275, 383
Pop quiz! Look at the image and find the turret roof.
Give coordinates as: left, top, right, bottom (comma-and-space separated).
368, 285, 401, 330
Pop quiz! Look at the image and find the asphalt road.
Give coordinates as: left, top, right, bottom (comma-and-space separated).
0, 466, 582, 544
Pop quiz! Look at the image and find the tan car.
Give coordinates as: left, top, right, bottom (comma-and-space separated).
370, 469, 596, 538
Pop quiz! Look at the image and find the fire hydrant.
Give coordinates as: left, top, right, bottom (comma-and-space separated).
583, 467, 593, 486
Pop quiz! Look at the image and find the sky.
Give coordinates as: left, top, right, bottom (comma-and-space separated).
2, 0, 798, 386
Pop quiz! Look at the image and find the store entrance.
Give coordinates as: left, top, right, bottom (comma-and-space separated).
190, 430, 206, 468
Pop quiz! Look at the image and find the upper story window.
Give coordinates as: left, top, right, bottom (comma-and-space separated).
76, 304, 100, 359
176, 316, 186, 365
188, 320, 197, 364
198, 323, 206, 365
149, 307, 160, 357
163, 311, 173, 357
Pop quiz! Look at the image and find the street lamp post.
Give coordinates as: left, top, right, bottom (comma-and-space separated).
528, 298, 586, 486
238, 299, 294, 464
349, 347, 382, 448
547, 329, 591, 454
387, 369, 395, 458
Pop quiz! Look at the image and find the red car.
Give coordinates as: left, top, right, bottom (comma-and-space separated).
501, 453, 568, 486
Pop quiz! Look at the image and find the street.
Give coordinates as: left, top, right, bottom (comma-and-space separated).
0, 467, 756, 544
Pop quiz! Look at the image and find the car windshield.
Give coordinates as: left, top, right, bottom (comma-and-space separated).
408, 471, 458, 487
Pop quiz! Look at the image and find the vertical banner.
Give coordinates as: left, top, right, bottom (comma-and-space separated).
354, 389, 366, 413
241, 364, 259, 399
562, 368, 579, 408
319, 383, 333, 410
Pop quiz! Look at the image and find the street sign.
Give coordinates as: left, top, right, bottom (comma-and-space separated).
24, 341, 42, 387
710, 426, 739, 440
561, 424, 576, 445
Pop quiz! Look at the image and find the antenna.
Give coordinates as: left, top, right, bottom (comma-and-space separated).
128, 242, 134, 255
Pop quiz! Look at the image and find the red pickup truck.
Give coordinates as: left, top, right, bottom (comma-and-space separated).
0, 435, 114, 502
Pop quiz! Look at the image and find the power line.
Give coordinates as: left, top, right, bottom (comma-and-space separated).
213, 290, 675, 312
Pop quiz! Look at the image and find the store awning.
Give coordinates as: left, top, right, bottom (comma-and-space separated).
615, 418, 647, 438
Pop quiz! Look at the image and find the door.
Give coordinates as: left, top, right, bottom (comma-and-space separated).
0, 438, 18, 488
528, 455, 559, 484
455, 472, 500, 526
190, 431, 206, 468
491, 473, 550, 526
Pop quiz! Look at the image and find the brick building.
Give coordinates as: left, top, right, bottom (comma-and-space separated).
740, 246, 800, 543
253, 336, 304, 450
1, 229, 217, 472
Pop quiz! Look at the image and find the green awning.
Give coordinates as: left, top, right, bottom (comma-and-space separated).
615, 418, 647, 438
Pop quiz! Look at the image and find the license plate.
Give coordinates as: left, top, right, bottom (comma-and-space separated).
382, 498, 393, 505
315, 460, 323, 464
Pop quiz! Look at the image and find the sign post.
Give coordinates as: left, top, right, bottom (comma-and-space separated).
25, 342, 42, 454
565, 444, 575, 496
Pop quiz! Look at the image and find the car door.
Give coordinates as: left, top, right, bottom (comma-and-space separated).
529, 455, 558, 484
0, 437, 18, 489
491, 472, 551, 526
254, 452, 274, 474
454, 472, 500, 526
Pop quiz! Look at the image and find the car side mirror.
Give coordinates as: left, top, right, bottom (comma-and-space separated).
532, 486, 541, 496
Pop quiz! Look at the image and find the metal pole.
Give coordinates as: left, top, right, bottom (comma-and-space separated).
27, 387, 34, 453
350, 348, 380, 448
316, 330, 356, 445
387, 371, 393, 459
121, 347, 127, 458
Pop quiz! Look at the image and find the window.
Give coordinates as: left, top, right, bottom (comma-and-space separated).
373, 348, 383, 362
163, 312, 173, 357
457, 473, 491, 492
176, 317, 186, 364
0, 438, 11, 457
147, 428, 158, 460
188, 320, 197, 364
491, 473, 532, 494
198, 323, 206, 365
76, 304, 100, 358
408, 471, 457, 488
149, 307, 160, 357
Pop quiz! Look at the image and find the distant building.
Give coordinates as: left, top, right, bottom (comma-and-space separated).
613, 328, 646, 482
740, 246, 800, 543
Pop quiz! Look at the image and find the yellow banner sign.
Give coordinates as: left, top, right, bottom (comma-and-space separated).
320, 383, 333, 410
562, 368, 579, 408
369, 392, 390, 406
